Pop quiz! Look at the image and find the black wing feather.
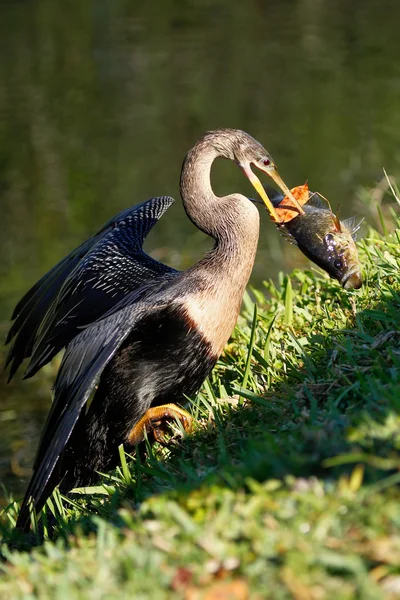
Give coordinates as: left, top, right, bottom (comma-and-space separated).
15, 291, 155, 532
6, 196, 176, 380
5, 234, 100, 362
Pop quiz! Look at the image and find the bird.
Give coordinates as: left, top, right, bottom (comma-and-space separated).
6, 128, 304, 532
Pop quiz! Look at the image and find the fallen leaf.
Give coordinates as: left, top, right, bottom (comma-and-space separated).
276, 183, 309, 223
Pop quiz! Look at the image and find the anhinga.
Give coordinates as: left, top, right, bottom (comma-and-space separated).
6, 129, 304, 532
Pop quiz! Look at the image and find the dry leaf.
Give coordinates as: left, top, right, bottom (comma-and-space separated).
276, 183, 309, 223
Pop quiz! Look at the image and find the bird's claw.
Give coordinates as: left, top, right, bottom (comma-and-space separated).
127, 404, 193, 446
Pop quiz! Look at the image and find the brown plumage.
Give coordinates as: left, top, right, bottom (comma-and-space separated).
6, 128, 299, 532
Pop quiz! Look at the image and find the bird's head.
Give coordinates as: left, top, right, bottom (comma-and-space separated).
203, 129, 304, 222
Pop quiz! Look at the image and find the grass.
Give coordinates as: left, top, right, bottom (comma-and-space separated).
1, 209, 400, 598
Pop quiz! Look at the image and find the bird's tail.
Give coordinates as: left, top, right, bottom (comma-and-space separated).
16, 409, 114, 533
16, 461, 62, 533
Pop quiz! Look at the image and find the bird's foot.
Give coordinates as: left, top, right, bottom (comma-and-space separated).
127, 404, 193, 446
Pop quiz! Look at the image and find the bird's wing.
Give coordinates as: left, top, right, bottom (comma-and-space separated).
6, 196, 176, 380
16, 277, 172, 532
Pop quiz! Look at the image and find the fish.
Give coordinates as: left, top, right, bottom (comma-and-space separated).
265, 184, 363, 290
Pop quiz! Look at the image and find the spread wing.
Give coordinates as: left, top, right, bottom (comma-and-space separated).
15, 277, 174, 532
6, 196, 176, 381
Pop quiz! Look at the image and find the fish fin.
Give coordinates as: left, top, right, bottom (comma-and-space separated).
342, 216, 364, 239
333, 214, 342, 232
277, 225, 298, 246
307, 192, 330, 209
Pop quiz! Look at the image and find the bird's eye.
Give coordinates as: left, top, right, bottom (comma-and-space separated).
263, 158, 271, 166
333, 258, 343, 270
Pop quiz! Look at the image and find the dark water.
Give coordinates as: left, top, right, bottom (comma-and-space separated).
1, 0, 400, 500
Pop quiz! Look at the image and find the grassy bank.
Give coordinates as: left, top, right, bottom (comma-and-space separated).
1, 217, 400, 599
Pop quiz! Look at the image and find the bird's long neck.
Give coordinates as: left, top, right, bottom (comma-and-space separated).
179, 137, 260, 356
179, 139, 260, 280
180, 141, 221, 239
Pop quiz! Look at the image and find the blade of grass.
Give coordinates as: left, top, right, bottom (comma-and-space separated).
284, 276, 293, 326
263, 313, 278, 363
242, 303, 257, 390
118, 444, 132, 485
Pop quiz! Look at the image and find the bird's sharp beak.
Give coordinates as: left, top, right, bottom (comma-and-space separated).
240, 164, 281, 223
256, 163, 306, 217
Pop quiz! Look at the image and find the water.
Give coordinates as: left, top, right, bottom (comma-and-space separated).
1, 0, 400, 500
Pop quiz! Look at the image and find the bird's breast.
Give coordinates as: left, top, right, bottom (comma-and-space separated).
182, 287, 243, 357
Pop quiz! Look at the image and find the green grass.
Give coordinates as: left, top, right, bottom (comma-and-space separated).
1, 215, 400, 598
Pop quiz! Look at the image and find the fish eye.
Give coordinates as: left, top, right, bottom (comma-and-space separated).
333, 258, 343, 270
